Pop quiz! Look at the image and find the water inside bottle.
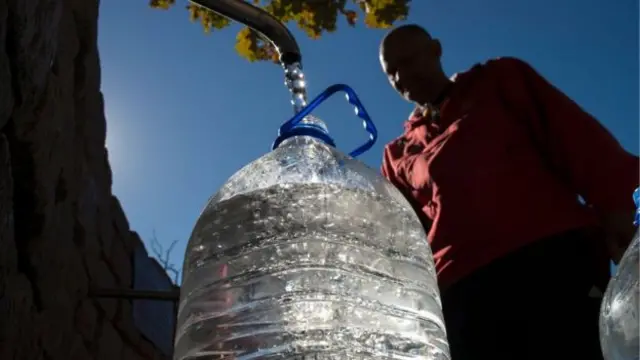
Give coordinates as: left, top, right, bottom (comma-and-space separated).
175, 183, 449, 359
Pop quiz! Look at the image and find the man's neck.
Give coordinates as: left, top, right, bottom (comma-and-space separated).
421, 76, 453, 109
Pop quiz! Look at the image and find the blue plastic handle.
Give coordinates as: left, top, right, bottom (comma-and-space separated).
275, 84, 378, 158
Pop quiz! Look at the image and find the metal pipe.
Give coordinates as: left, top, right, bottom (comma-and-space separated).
89, 287, 180, 301
189, 0, 302, 66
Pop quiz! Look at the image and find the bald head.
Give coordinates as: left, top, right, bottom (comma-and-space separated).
381, 24, 432, 51
379, 24, 446, 106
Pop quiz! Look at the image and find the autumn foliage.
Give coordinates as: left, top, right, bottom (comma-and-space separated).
150, 0, 411, 63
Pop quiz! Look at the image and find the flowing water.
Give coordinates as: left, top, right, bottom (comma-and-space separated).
284, 62, 308, 114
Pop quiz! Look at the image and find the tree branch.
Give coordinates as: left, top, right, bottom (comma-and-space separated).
149, 230, 182, 285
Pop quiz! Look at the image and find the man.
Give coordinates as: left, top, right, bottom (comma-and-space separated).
379, 24, 639, 360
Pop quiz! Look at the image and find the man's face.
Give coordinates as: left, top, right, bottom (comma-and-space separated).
380, 32, 440, 105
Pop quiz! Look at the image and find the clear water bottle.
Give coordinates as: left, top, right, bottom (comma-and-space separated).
173, 84, 450, 359
599, 188, 640, 360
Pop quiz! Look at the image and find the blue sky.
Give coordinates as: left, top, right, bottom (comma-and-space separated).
99, 0, 638, 275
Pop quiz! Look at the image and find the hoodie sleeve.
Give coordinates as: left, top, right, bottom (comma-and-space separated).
382, 142, 433, 231
381, 144, 397, 183
499, 57, 639, 214
381, 143, 409, 197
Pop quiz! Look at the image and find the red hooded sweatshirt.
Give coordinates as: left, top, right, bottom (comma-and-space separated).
381, 57, 639, 290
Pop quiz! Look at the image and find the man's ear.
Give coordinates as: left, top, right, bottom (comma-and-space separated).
431, 39, 443, 58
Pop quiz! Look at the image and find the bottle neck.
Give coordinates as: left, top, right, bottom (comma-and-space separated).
272, 115, 335, 151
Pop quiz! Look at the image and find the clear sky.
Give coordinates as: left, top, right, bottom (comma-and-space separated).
99, 0, 638, 275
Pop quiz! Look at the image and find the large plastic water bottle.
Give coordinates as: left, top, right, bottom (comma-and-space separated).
173, 84, 449, 359
599, 188, 640, 360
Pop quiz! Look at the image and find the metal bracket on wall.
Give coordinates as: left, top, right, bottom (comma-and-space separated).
89, 287, 180, 301
89, 287, 180, 358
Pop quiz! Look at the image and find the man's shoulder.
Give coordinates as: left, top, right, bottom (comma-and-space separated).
481, 56, 533, 74
446, 57, 531, 94
453, 57, 534, 91
456, 56, 531, 75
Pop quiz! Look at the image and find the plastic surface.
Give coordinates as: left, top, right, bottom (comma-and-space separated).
272, 84, 378, 158
634, 188, 639, 225
174, 136, 449, 359
599, 187, 640, 360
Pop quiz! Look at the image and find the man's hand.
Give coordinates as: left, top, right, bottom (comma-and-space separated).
602, 210, 636, 264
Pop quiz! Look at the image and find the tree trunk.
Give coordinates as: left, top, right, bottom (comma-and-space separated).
0, 1, 172, 358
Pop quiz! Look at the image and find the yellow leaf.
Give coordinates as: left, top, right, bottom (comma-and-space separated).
149, 0, 175, 10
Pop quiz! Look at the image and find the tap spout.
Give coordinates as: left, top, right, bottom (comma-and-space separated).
189, 0, 302, 66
